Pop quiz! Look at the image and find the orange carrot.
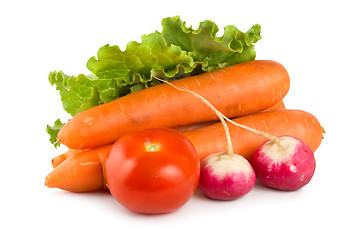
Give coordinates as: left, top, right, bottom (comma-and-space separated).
260, 99, 285, 112
45, 145, 111, 192
49, 100, 285, 172
45, 109, 322, 192
174, 99, 286, 133
50, 100, 286, 169
183, 109, 323, 161
50, 100, 286, 167
51, 149, 88, 168
58, 60, 290, 149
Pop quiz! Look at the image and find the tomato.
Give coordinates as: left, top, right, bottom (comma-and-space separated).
105, 128, 200, 214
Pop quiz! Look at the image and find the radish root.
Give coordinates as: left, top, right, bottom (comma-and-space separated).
154, 77, 235, 157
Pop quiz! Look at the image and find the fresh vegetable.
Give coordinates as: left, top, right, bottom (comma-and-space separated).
47, 16, 261, 146
57, 60, 290, 149
260, 100, 286, 112
264, 100, 286, 112
214, 112, 318, 191
199, 153, 256, 200
251, 136, 316, 190
46, 119, 64, 148
174, 100, 285, 133
105, 128, 199, 214
45, 145, 111, 192
44, 15, 324, 212
51, 148, 88, 168
183, 109, 323, 161
49, 100, 285, 169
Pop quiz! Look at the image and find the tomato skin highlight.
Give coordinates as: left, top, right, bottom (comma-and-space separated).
105, 128, 200, 214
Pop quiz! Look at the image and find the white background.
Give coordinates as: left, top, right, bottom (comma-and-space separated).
1, 0, 360, 239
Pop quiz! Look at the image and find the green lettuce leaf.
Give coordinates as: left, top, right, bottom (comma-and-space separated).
86, 32, 196, 93
161, 16, 262, 71
46, 119, 65, 148
47, 16, 261, 147
49, 70, 122, 116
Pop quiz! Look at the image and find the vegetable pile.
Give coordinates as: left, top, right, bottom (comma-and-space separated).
45, 16, 324, 214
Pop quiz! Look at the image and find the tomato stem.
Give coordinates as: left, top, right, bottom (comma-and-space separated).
145, 143, 160, 152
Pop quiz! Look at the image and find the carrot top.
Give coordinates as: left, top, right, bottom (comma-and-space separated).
47, 16, 262, 147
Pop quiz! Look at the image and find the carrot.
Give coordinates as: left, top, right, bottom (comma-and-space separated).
58, 60, 290, 149
174, 99, 286, 133
50, 99, 285, 168
50, 100, 286, 169
49, 100, 285, 171
45, 109, 322, 192
45, 145, 111, 192
51, 148, 88, 168
261, 99, 285, 112
183, 109, 323, 161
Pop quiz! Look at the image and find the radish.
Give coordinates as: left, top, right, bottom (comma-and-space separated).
218, 116, 317, 191
251, 136, 316, 191
199, 152, 256, 200
157, 78, 256, 200
157, 77, 316, 198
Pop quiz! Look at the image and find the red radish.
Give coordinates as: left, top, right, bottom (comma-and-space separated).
199, 152, 256, 200
251, 136, 316, 191
217, 116, 317, 191
157, 78, 256, 200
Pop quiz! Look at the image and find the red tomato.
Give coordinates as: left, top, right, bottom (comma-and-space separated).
105, 128, 200, 214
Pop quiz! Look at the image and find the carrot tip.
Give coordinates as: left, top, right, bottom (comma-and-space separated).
44, 175, 51, 188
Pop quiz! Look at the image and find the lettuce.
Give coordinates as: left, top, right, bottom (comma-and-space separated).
46, 119, 64, 148
47, 16, 261, 147
161, 16, 261, 71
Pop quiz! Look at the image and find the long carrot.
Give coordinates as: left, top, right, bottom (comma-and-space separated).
45, 145, 111, 192
174, 99, 286, 133
183, 109, 323, 161
58, 60, 290, 149
51, 149, 88, 168
45, 109, 322, 192
50, 100, 285, 167
49, 100, 286, 169
261, 99, 285, 112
